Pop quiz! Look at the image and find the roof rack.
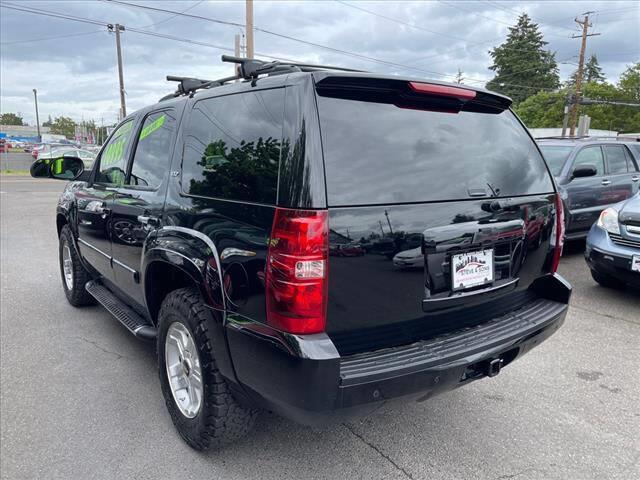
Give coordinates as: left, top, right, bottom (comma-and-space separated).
535, 135, 639, 142
160, 55, 365, 101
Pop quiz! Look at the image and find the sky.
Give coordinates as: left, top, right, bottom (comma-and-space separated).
1, 0, 638, 126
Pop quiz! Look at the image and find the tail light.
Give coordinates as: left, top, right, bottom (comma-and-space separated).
408, 82, 477, 100
265, 208, 328, 334
551, 193, 565, 273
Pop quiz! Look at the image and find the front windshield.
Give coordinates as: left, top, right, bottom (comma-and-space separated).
539, 145, 574, 176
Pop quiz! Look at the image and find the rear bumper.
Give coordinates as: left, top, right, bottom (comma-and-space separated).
226, 274, 571, 425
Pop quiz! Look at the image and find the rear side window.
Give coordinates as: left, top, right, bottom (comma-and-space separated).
182, 89, 285, 204
573, 147, 604, 176
604, 145, 629, 174
538, 145, 574, 176
316, 96, 554, 205
129, 110, 176, 188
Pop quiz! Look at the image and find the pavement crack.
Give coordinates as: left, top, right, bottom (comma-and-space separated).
343, 422, 416, 480
496, 467, 543, 479
570, 304, 639, 326
74, 336, 125, 360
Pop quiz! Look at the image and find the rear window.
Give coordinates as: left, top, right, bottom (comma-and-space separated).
316, 96, 554, 206
538, 145, 574, 176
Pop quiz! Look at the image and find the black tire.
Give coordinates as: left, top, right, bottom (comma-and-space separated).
157, 287, 258, 450
59, 225, 95, 306
590, 269, 625, 289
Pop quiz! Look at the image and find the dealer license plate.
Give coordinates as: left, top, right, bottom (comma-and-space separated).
632, 255, 640, 273
452, 249, 494, 291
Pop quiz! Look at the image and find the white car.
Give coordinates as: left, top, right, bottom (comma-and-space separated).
38, 147, 96, 167
393, 247, 423, 268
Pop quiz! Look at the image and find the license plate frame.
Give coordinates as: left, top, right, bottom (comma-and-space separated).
451, 249, 495, 291
632, 255, 640, 273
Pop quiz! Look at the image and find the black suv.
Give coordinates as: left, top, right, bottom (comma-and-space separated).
31, 56, 571, 450
537, 137, 640, 240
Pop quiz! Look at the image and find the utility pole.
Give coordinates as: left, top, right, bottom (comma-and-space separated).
568, 12, 600, 136
32, 89, 41, 142
234, 33, 241, 75
108, 24, 127, 119
384, 209, 394, 235
245, 0, 254, 59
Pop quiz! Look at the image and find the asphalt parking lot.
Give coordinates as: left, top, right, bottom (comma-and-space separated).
1, 176, 638, 480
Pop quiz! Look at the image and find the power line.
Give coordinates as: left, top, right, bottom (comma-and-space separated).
335, 0, 475, 44
102, 0, 453, 78
437, 0, 571, 38
0, 1, 560, 93
0, 29, 104, 45
136, 0, 204, 29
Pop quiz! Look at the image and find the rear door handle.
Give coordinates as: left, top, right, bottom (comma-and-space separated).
601, 179, 611, 186
632, 176, 639, 182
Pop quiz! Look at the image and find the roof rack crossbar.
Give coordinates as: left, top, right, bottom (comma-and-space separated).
221, 55, 365, 75
159, 55, 367, 101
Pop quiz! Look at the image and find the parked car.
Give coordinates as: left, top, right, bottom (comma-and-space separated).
392, 247, 423, 268
537, 137, 640, 240
39, 147, 96, 167
29, 56, 571, 451
585, 192, 640, 289
33, 143, 67, 159
0, 139, 6, 153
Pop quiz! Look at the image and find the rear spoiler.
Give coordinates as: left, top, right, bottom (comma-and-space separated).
314, 75, 512, 113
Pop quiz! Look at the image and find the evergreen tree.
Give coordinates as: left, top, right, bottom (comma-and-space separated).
486, 13, 560, 104
568, 54, 606, 86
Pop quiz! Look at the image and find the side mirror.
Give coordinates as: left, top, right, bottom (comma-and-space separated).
30, 156, 85, 180
572, 164, 597, 179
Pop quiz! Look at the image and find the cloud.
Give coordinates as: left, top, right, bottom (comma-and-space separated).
1, 0, 638, 125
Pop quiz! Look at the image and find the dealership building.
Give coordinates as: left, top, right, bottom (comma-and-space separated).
0, 124, 65, 142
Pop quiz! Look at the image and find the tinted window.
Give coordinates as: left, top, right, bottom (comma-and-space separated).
129, 110, 176, 188
316, 97, 554, 205
96, 120, 134, 186
624, 146, 639, 172
182, 89, 284, 204
572, 147, 604, 176
605, 145, 629, 174
538, 145, 574, 176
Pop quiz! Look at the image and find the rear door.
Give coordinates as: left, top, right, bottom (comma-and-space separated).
313, 77, 558, 355
604, 144, 640, 204
564, 145, 609, 236
110, 108, 179, 308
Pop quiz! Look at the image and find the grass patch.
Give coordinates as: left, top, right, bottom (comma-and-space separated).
0, 169, 30, 176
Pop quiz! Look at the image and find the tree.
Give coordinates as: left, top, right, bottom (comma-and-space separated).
49, 116, 76, 139
486, 13, 560, 104
42, 115, 53, 127
568, 54, 605, 86
618, 62, 640, 102
0, 112, 25, 125
515, 82, 640, 133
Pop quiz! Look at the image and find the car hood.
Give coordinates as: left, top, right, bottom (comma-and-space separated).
619, 193, 640, 224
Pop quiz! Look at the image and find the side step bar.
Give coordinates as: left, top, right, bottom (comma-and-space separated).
85, 280, 157, 339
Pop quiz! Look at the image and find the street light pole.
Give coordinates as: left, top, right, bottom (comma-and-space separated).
32, 89, 41, 142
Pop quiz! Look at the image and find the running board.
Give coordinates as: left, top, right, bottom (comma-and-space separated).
85, 280, 157, 339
